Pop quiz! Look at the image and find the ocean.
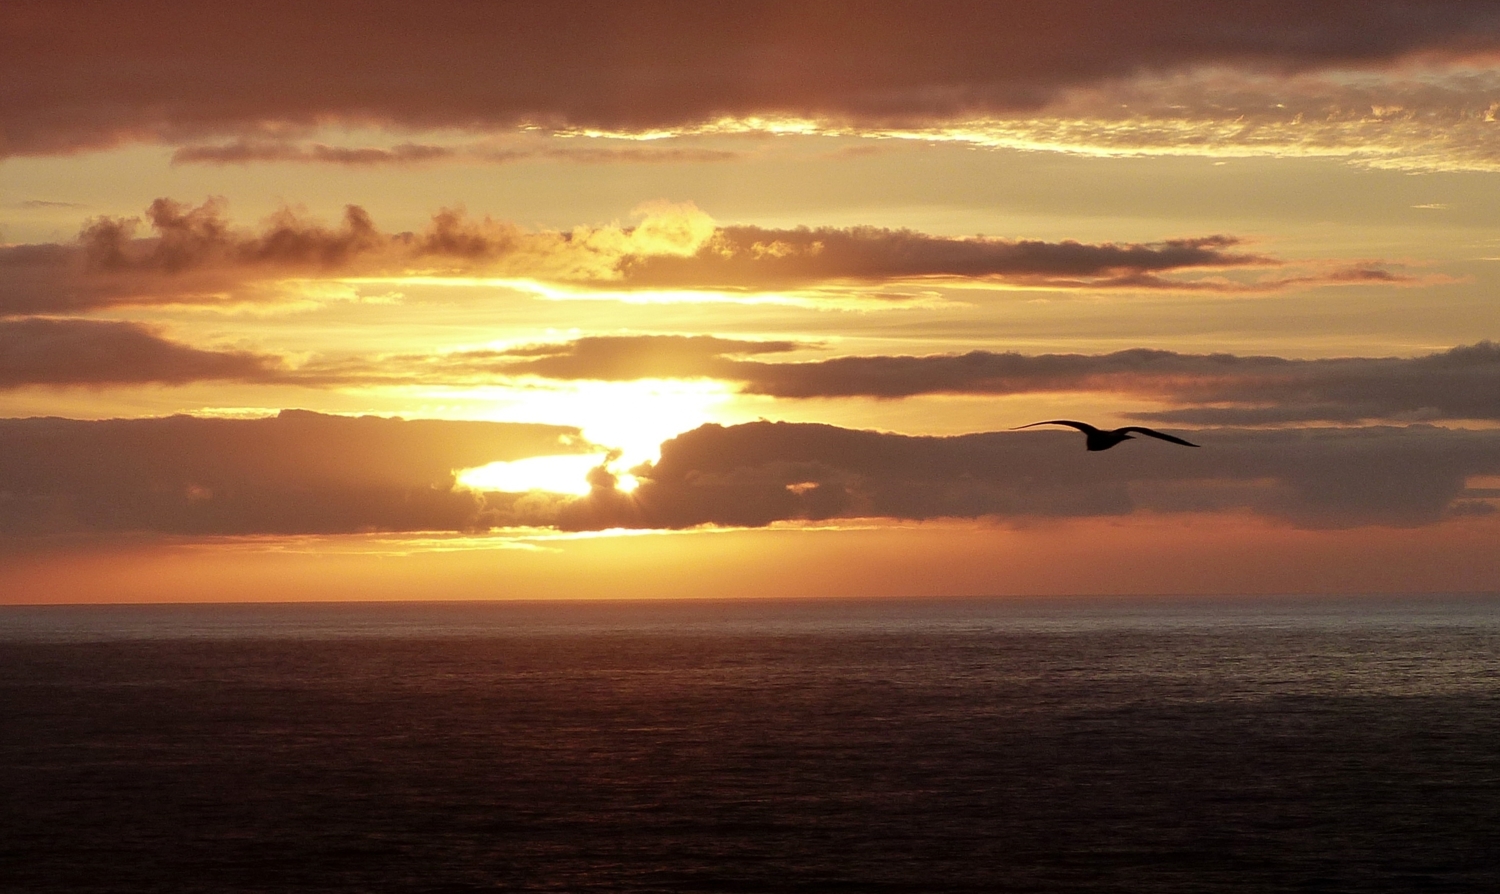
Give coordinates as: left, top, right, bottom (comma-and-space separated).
3, 595, 1498, 892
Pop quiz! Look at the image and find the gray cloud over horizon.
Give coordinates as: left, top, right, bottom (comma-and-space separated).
544, 421, 1500, 532
2, 413, 1495, 537
0, 411, 585, 536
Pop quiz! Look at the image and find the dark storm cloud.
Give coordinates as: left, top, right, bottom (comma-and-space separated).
0, 411, 586, 536
2, 200, 1295, 313
0, 318, 279, 388
4, 1, 1497, 157
540, 421, 1500, 531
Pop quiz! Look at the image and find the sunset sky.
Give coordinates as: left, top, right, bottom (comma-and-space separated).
4, 0, 1500, 602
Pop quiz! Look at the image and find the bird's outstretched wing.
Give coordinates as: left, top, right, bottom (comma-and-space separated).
1012, 420, 1098, 434
1118, 426, 1198, 447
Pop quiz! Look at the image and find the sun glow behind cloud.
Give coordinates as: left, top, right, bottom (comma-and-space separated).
338, 276, 894, 309
456, 452, 636, 496
438, 378, 733, 494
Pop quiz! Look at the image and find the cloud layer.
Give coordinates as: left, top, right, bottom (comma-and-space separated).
0, 318, 278, 388
3, 413, 1495, 536
618, 228, 1270, 290
0, 411, 584, 535
414, 337, 1500, 425
546, 421, 1500, 531
6, 1, 1499, 157
169, 140, 742, 167
8, 320, 1495, 429
2, 200, 1307, 313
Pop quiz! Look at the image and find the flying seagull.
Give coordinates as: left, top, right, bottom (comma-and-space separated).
1012, 420, 1199, 451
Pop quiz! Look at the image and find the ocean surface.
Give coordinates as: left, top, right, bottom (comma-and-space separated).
3, 595, 1499, 892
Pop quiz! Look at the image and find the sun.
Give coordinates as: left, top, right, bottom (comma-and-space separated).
456, 453, 637, 496
447, 378, 734, 495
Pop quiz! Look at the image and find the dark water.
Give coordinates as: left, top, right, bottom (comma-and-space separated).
3, 596, 1499, 892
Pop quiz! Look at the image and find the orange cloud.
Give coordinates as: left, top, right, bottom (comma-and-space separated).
5, 1, 1498, 157
900, 64, 1500, 172
545, 421, 1500, 532
169, 139, 742, 167
170, 142, 460, 166
0, 199, 716, 313
16, 323, 1494, 427
0, 411, 587, 536
616, 228, 1273, 290
0, 318, 278, 388
372, 337, 1500, 425
4, 412, 1498, 537
4, 199, 1373, 314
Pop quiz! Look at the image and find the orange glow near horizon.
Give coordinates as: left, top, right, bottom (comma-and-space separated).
5, 513, 1500, 606
8, 8, 1500, 601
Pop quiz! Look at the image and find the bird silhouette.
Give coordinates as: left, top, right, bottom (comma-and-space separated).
1012, 420, 1199, 451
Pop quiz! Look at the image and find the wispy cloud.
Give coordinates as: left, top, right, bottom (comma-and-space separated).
364, 336, 1500, 425
170, 140, 742, 167
615, 227, 1273, 290
806, 66, 1500, 172
171, 142, 458, 166
18, 322, 1492, 428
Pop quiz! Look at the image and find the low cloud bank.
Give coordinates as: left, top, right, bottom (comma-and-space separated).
544, 422, 1500, 531
0, 411, 584, 535
9, 413, 1487, 536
